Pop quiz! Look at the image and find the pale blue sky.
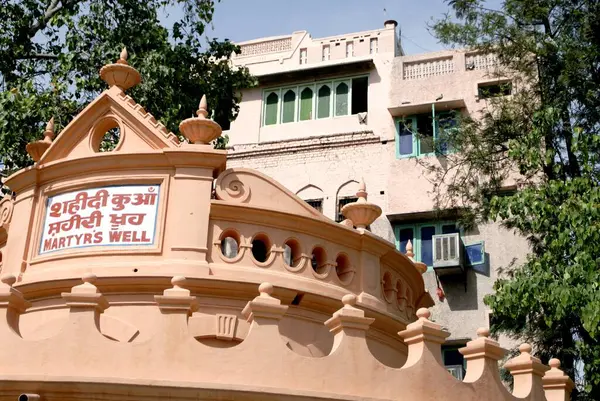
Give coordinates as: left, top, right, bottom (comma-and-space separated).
162, 0, 497, 55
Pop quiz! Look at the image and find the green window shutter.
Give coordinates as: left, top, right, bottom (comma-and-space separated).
335, 82, 349, 116
300, 87, 313, 121
282, 89, 296, 123
317, 85, 331, 119
264, 92, 279, 125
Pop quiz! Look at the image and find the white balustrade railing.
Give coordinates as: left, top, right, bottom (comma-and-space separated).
465, 52, 499, 71
403, 56, 455, 80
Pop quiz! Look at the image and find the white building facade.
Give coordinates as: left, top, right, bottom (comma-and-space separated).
225, 21, 528, 378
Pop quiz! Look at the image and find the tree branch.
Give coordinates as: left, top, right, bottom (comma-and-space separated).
17, 53, 59, 60
28, 0, 82, 37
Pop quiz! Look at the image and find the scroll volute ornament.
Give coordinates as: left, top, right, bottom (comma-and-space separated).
99, 47, 141, 91
26, 117, 55, 162
341, 178, 382, 229
0, 195, 14, 232
179, 95, 222, 145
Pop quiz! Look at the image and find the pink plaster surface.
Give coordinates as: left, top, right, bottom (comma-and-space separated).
0, 52, 572, 401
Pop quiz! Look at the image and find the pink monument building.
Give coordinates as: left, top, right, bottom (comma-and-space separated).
0, 50, 573, 401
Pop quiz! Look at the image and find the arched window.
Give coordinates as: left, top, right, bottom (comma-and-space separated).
300, 87, 313, 121
317, 85, 331, 119
282, 89, 296, 123
264, 92, 279, 125
335, 82, 349, 116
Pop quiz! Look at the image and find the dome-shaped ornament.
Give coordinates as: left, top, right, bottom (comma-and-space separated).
341, 178, 382, 230
179, 95, 222, 145
26, 117, 55, 162
99, 47, 141, 91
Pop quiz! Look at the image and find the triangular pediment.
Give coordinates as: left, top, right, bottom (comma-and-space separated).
39, 86, 180, 164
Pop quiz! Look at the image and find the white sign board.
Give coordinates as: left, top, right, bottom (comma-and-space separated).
40, 184, 160, 255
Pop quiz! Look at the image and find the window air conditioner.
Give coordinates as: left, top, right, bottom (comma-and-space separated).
432, 232, 464, 276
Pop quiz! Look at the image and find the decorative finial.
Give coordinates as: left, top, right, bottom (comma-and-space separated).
171, 276, 186, 288
258, 282, 274, 296
81, 273, 97, 284
179, 95, 222, 144
196, 95, 208, 118
342, 293, 357, 306
44, 116, 55, 141
405, 239, 414, 258
0, 274, 16, 286
548, 358, 561, 369
416, 307, 431, 320
357, 178, 367, 199
340, 179, 382, 229
476, 327, 490, 338
519, 343, 532, 354
118, 47, 128, 64
99, 46, 141, 91
26, 116, 56, 161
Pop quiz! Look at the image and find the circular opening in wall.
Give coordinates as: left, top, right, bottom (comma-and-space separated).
283, 238, 302, 268
133, 268, 138, 273
396, 280, 404, 307
91, 117, 122, 153
335, 253, 354, 285
220, 230, 240, 259
382, 272, 394, 303
251, 233, 271, 263
100, 127, 120, 152
311, 246, 327, 275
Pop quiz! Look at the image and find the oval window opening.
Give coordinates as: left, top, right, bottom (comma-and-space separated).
251, 234, 271, 263
311, 246, 327, 274
221, 236, 239, 259
283, 239, 302, 267
335, 253, 354, 284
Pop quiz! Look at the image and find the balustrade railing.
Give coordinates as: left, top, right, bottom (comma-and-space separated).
403, 56, 455, 80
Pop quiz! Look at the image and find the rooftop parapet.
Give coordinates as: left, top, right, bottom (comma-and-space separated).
0, 276, 573, 401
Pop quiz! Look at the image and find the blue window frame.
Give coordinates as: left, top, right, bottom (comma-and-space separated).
395, 222, 486, 271
395, 107, 460, 158
394, 221, 459, 271
465, 241, 485, 266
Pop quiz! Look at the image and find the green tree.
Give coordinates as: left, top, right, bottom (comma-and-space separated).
429, 1, 600, 399
0, 0, 254, 175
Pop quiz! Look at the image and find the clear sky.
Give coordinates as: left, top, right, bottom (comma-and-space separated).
162, 0, 469, 55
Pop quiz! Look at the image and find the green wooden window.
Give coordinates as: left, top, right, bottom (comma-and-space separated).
282, 89, 296, 123
300, 87, 313, 121
317, 85, 331, 119
335, 82, 349, 116
262, 76, 368, 125
264, 92, 279, 125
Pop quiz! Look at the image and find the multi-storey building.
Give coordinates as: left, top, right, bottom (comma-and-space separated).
226, 20, 529, 378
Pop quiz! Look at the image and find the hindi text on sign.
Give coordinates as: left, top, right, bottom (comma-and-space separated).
40, 185, 160, 254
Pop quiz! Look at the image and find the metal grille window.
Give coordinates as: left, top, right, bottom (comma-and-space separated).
336, 196, 358, 222
442, 345, 466, 380
305, 199, 323, 213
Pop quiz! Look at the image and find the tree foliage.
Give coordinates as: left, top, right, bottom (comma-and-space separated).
0, 0, 254, 174
430, 1, 600, 399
